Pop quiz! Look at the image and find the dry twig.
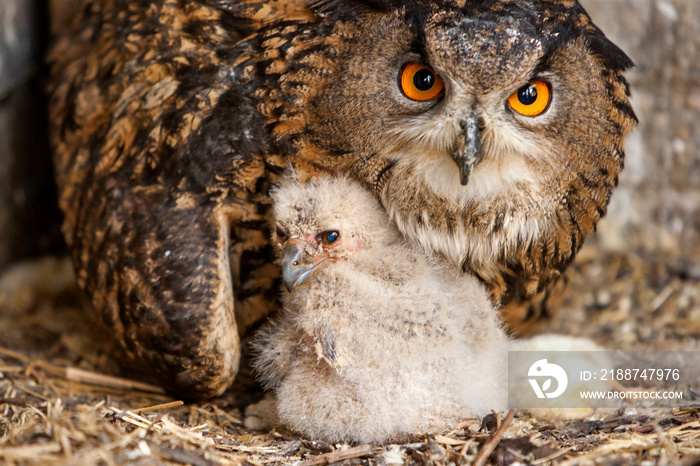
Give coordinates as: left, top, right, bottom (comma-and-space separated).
473, 409, 515, 466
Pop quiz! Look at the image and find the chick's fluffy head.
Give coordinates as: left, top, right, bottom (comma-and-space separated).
271, 175, 397, 251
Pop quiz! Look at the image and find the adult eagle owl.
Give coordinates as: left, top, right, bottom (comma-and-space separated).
49, 0, 637, 398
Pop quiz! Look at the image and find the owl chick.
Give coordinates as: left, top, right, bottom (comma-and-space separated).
253, 175, 508, 444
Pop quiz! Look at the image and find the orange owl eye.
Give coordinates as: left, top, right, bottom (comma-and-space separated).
400, 63, 444, 101
508, 81, 551, 116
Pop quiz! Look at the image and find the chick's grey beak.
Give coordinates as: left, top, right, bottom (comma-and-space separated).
281, 243, 320, 292
451, 115, 484, 186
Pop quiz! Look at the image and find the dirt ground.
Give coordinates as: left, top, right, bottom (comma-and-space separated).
0, 243, 699, 465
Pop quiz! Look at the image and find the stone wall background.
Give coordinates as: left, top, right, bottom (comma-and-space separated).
581, 0, 700, 260
0, 0, 698, 272
0, 0, 62, 271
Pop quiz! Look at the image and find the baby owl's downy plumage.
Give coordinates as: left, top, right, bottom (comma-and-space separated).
253, 176, 508, 444
49, 0, 636, 397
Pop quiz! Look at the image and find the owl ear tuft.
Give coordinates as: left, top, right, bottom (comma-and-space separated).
571, 3, 634, 72
585, 27, 635, 72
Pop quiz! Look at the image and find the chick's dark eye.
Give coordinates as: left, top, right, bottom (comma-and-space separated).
276, 226, 288, 242
319, 230, 340, 245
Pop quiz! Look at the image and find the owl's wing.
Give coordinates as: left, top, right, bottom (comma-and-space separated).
313, 325, 340, 369
48, 0, 282, 398
86, 188, 240, 399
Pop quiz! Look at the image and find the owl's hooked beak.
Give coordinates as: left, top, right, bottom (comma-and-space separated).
280, 242, 324, 292
451, 115, 484, 186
